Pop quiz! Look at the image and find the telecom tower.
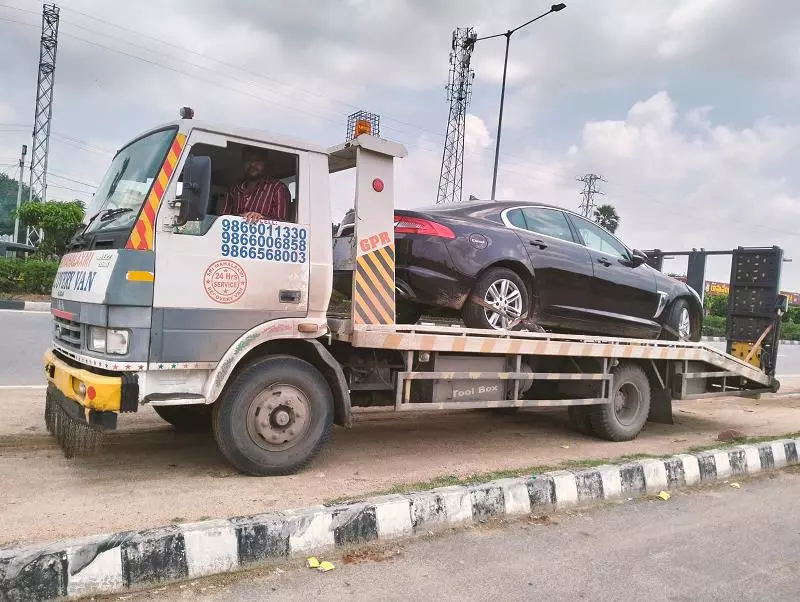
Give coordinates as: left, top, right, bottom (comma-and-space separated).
436, 27, 477, 204
27, 3, 60, 246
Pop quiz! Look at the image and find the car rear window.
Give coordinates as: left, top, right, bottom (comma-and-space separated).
506, 209, 527, 229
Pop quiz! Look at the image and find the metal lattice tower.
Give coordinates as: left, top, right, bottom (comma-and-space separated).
27, 3, 60, 246
436, 27, 477, 204
577, 173, 606, 217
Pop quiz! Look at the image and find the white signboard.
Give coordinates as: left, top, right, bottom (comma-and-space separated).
51, 250, 119, 303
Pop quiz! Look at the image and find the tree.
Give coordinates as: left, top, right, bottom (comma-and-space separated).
704, 294, 728, 318
593, 204, 620, 233
13, 200, 85, 258
0, 172, 40, 238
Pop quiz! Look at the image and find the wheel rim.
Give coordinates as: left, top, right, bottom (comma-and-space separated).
483, 278, 523, 329
613, 382, 642, 426
678, 307, 691, 341
246, 384, 311, 452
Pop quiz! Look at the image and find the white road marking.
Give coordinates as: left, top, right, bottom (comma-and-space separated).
0, 385, 46, 390
0, 309, 50, 315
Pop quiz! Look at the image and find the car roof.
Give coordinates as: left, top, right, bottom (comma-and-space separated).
406, 199, 578, 216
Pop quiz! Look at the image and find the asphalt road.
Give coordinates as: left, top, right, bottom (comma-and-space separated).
158, 469, 800, 602
2, 309, 51, 387
2, 310, 800, 386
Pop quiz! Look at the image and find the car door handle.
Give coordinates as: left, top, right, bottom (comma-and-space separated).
596, 257, 612, 267
529, 239, 548, 249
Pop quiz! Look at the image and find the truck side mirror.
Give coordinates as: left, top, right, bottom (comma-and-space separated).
175, 155, 211, 226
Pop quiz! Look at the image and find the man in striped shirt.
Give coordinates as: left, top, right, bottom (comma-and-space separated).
221, 147, 291, 223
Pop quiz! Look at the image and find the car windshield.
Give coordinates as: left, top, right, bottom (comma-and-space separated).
82, 127, 177, 234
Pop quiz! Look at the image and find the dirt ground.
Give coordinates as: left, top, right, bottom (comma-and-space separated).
2, 380, 799, 547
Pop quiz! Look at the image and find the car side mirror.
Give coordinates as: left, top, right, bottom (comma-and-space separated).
629, 249, 648, 268
175, 155, 211, 226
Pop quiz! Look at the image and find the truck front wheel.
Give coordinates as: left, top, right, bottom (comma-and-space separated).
212, 356, 333, 476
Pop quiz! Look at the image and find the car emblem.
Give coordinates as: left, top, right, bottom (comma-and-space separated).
468, 233, 488, 249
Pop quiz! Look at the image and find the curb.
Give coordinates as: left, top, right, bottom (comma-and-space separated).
0, 300, 50, 312
701, 336, 800, 345
2, 438, 799, 600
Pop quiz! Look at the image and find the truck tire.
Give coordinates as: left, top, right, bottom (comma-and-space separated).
567, 405, 594, 436
463, 267, 530, 331
212, 356, 333, 476
153, 404, 212, 432
589, 363, 651, 442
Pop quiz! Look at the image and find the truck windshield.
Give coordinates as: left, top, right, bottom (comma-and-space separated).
82, 127, 178, 234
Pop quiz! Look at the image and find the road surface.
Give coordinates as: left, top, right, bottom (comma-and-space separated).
1, 309, 51, 387
2, 310, 800, 386
156, 468, 800, 601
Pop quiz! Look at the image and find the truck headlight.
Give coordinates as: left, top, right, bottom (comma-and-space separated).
88, 327, 130, 355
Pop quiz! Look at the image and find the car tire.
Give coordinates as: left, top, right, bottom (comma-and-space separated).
588, 363, 651, 442
212, 356, 333, 476
661, 298, 700, 342
463, 267, 530, 331
567, 405, 594, 436
153, 404, 212, 432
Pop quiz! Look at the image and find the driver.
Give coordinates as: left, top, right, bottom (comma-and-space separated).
220, 146, 291, 223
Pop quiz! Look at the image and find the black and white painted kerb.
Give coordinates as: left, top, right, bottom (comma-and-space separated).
2, 438, 799, 601
0, 301, 50, 312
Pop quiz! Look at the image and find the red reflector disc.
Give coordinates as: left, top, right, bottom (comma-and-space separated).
372, 178, 384, 192
87, 386, 96, 401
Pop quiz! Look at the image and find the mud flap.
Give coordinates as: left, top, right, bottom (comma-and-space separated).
45, 385, 117, 458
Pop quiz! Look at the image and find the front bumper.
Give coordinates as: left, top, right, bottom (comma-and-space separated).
43, 348, 138, 413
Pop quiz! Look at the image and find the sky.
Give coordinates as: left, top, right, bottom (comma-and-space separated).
1, 0, 799, 288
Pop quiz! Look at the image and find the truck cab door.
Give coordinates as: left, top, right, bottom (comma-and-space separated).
150, 134, 311, 367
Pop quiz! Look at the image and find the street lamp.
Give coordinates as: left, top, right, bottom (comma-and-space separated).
476, 3, 567, 200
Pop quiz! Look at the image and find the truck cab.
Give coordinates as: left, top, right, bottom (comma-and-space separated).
45, 111, 406, 469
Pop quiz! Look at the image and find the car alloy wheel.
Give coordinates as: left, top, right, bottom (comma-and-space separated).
678, 306, 692, 341
483, 278, 523, 329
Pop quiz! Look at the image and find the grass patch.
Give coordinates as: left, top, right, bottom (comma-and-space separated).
687, 431, 800, 454
323, 431, 800, 505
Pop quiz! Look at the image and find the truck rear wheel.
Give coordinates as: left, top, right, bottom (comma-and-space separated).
212, 356, 333, 476
153, 404, 212, 432
589, 363, 651, 442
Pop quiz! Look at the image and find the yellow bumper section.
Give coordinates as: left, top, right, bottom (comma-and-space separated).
43, 349, 122, 412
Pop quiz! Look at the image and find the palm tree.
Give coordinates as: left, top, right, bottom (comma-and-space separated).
593, 204, 620, 234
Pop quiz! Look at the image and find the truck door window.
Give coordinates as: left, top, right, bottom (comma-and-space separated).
176, 142, 299, 236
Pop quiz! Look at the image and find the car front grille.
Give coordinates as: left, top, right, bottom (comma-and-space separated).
53, 315, 82, 350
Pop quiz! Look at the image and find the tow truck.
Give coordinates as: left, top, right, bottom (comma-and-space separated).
43, 109, 787, 476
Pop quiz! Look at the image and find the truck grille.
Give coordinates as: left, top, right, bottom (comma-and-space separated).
53, 315, 82, 350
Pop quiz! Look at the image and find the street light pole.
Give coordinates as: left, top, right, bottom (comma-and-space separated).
477, 3, 567, 200
14, 144, 27, 244
490, 34, 511, 201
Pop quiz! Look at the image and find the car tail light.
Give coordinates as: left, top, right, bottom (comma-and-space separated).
394, 215, 455, 239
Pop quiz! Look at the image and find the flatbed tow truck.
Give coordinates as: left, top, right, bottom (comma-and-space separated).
43, 109, 787, 476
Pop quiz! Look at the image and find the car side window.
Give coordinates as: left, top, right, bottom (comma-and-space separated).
571, 216, 628, 259
520, 208, 575, 243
